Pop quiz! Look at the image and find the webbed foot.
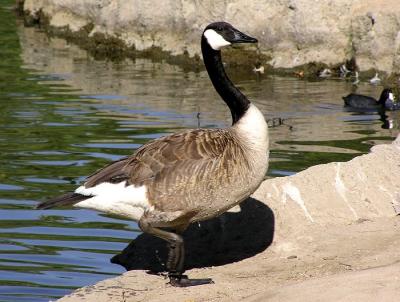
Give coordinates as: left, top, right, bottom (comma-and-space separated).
168, 273, 214, 287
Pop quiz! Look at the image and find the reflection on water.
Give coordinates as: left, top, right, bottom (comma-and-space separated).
1, 2, 399, 301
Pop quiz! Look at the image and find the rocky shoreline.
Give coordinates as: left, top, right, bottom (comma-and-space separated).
19, 0, 400, 81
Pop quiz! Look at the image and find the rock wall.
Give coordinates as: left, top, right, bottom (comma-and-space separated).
254, 135, 400, 250
22, 0, 400, 74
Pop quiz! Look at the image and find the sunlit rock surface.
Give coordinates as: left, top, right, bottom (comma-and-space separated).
255, 134, 400, 247
23, 0, 400, 73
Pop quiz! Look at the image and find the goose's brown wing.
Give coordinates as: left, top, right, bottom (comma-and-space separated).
84, 129, 238, 190
37, 129, 231, 210
34, 128, 244, 214
132, 129, 247, 212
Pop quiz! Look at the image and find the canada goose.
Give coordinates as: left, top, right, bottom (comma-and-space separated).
35, 22, 269, 287
370, 72, 381, 84
343, 88, 399, 110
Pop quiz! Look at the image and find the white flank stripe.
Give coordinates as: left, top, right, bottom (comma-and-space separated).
74, 181, 151, 221
204, 29, 231, 50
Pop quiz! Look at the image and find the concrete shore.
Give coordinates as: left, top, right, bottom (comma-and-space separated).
56, 136, 400, 302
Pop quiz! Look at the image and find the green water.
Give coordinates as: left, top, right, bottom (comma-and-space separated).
0, 1, 399, 301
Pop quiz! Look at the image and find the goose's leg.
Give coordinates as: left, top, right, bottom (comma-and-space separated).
166, 224, 185, 278
139, 216, 214, 287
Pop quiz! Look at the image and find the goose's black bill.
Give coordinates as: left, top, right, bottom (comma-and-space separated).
232, 30, 258, 44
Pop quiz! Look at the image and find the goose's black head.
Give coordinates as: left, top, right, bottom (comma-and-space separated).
203, 22, 258, 51
378, 88, 394, 104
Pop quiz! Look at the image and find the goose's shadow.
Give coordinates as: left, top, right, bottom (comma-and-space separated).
111, 197, 275, 272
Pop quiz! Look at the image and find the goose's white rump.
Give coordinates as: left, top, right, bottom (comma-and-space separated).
74, 181, 151, 221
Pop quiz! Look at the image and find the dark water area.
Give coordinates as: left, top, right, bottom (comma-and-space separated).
0, 1, 399, 301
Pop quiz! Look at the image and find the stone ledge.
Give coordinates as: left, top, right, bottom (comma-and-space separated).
21, 0, 400, 76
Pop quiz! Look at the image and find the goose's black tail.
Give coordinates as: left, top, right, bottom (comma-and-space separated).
35, 192, 89, 210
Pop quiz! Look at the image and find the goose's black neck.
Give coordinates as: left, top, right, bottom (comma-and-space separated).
201, 37, 250, 125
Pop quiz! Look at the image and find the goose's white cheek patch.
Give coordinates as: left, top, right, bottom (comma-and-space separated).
204, 29, 231, 50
